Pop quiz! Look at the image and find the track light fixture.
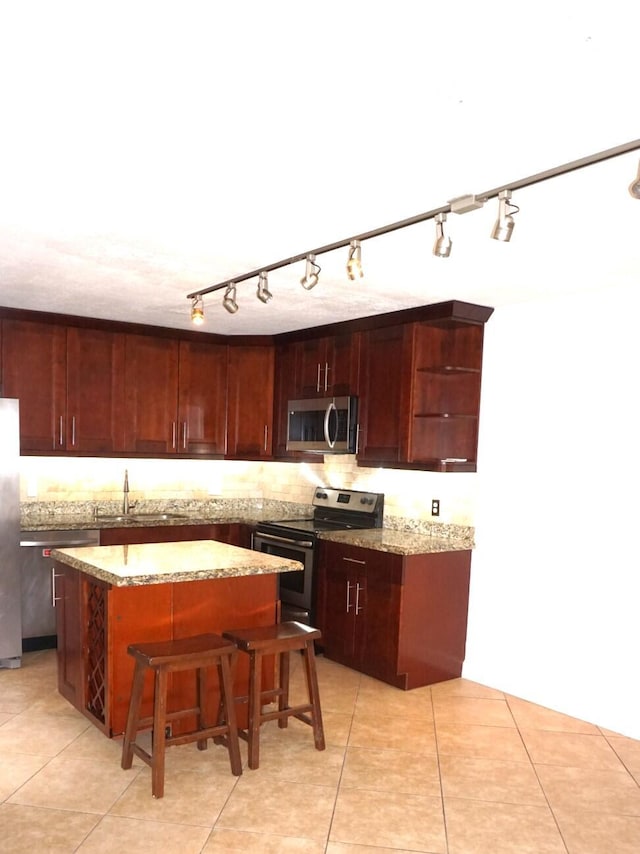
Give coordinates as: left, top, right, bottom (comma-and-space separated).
629, 160, 640, 199
257, 271, 273, 303
346, 240, 363, 281
190, 295, 204, 325
491, 190, 519, 242
300, 254, 321, 290
186, 138, 640, 319
222, 283, 239, 314
433, 213, 452, 258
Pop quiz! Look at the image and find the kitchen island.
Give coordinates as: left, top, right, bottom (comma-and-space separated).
51, 540, 303, 737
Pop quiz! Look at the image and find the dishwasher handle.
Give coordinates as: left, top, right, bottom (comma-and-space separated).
20, 532, 100, 548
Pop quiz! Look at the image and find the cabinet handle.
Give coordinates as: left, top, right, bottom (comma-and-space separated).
71, 416, 76, 447
316, 363, 322, 393
324, 361, 329, 392
171, 421, 177, 449
182, 421, 188, 449
264, 425, 268, 451
355, 582, 363, 615
343, 557, 366, 565
58, 415, 64, 446
346, 580, 354, 613
355, 423, 361, 455
51, 568, 63, 607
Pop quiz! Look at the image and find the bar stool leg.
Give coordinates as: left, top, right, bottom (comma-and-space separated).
247, 650, 263, 770
196, 665, 210, 752
278, 650, 290, 729
302, 641, 326, 751
151, 667, 168, 798
121, 660, 146, 771
218, 655, 243, 776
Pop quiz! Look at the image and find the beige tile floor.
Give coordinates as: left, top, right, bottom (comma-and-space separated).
1, 649, 640, 853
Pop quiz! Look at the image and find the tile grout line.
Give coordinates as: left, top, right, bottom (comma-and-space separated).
503, 694, 571, 854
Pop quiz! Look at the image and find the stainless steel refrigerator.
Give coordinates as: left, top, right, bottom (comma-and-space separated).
0, 398, 22, 668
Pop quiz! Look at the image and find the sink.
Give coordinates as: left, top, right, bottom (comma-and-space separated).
95, 514, 132, 523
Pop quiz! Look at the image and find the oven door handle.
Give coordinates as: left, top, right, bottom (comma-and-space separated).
324, 399, 337, 449
256, 532, 314, 549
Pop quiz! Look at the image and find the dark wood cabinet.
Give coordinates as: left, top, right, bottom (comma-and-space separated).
123, 334, 180, 453
177, 339, 227, 455
2, 319, 67, 452
66, 327, 126, 453
54, 561, 83, 706
123, 335, 227, 456
226, 344, 274, 459
1, 319, 126, 454
317, 540, 472, 689
357, 324, 408, 464
298, 332, 359, 397
99, 522, 248, 547
357, 303, 492, 471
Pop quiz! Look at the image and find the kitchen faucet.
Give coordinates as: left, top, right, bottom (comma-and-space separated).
123, 469, 130, 515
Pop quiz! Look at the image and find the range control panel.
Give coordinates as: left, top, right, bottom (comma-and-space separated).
312, 487, 383, 513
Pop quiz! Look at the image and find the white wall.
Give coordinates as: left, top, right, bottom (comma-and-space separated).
464, 282, 640, 739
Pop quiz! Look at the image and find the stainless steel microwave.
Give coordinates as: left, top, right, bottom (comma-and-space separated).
286, 396, 358, 454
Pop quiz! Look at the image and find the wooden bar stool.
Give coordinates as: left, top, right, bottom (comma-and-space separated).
121, 633, 242, 798
222, 621, 325, 770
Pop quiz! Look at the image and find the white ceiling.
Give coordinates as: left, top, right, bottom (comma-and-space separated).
1, 1, 639, 336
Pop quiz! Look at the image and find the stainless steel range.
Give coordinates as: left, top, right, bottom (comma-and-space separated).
252, 487, 384, 625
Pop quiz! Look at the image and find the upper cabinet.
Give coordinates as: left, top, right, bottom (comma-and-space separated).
357, 302, 493, 471
298, 332, 360, 397
177, 340, 228, 455
272, 331, 360, 460
226, 344, 274, 459
1, 319, 126, 454
123, 335, 228, 455
123, 335, 180, 454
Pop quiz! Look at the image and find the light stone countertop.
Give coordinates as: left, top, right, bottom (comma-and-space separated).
318, 528, 472, 556
51, 539, 304, 588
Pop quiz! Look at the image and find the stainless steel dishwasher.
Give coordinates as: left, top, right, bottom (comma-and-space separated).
19, 529, 100, 651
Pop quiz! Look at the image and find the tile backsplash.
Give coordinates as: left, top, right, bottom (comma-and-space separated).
19, 455, 477, 526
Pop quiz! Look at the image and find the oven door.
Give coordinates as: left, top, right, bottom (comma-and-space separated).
251, 530, 315, 624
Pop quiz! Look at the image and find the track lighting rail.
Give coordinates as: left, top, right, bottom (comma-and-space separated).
187, 138, 640, 303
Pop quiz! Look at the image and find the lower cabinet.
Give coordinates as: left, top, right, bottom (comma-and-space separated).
317, 540, 472, 689
99, 522, 250, 547
54, 562, 83, 707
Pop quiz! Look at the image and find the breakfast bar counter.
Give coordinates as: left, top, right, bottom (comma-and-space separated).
51, 540, 303, 737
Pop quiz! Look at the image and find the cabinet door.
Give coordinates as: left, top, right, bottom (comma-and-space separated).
1, 319, 67, 452
322, 560, 358, 667
299, 337, 329, 397
123, 334, 180, 453
177, 340, 227, 455
298, 332, 359, 398
54, 563, 82, 706
327, 331, 360, 397
273, 342, 303, 459
226, 345, 274, 459
358, 324, 409, 463
358, 552, 401, 682
66, 327, 126, 453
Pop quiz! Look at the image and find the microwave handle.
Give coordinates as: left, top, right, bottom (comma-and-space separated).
324, 400, 337, 449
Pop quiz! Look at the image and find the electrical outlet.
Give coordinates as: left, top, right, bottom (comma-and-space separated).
431, 499, 440, 516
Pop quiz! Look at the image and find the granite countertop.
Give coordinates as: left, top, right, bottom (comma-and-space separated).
20, 499, 313, 532
318, 528, 472, 555
51, 539, 304, 587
